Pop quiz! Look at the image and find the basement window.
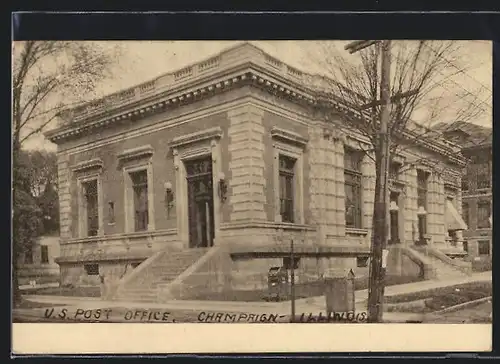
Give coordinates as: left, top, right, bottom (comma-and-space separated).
357, 256, 369, 268
84, 263, 100, 276
283, 257, 300, 270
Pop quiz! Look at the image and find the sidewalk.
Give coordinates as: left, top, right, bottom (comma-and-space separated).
22, 271, 491, 316
292, 270, 492, 310
19, 282, 59, 291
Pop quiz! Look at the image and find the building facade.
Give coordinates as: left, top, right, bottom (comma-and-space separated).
437, 121, 492, 259
17, 234, 60, 285
46, 43, 468, 293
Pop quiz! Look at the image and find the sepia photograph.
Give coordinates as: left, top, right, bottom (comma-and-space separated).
12, 39, 492, 353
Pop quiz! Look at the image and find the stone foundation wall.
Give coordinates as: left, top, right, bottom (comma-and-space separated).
228, 256, 365, 291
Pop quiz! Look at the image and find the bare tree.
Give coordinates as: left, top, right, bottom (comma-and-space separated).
309, 40, 486, 160
12, 41, 122, 306
306, 40, 487, 321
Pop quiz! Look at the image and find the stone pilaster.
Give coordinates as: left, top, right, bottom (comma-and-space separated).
361, 154, 376, 235
427, 173, 446, 244
332, 137, 345, 237
57, 153, 71, 242
308, 126, 345, 239
308, 127, 326, 226
227, 105, 267, 221
404, 168, 418, 243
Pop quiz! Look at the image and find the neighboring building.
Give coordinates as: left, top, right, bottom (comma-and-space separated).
45, 43, 469, 299
17, 234, 60, 285
435, 121, 492, 259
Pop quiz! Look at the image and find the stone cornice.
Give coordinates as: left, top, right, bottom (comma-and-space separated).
45, 43, 467, 165
270, 126, 308, 148
170, 126, 223, 150
71, 158, 104, 173
117, 145, 154, 162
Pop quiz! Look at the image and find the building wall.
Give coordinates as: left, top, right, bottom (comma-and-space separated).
17, 236, 60, 283
461, 145, 492, 258
53, 76, 465, 288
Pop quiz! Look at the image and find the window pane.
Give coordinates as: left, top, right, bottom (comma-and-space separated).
344, 149, 361, 171
132, 170, 149, 231
84, 180, 99, 237
344, 171, 361, 228
278, 155, 296, 223
390, 210, 399, 242
476, 162, 491, 189
418, 215, 427, 238
389, 162, 400, 180
41, 246, 49, 263
478, 240, 490, 255
477, 202, 491, 229
462, 203, 469, 227
84, 263, 99, 276
279, 175, 286, 198
461, 175, 469, 191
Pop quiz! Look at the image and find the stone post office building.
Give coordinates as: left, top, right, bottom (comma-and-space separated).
46, 43, 471, 301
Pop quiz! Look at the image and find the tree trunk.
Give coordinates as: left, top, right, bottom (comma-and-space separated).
12, 139, 23, 307
367, 149, 389, 323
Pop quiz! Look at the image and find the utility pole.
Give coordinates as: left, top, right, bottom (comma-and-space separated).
345, 40, 392, 322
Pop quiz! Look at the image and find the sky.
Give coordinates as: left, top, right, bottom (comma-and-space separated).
22, 40, 492, 151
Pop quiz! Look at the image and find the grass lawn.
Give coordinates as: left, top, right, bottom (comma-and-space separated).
424, 301, 492, 323
22, 275, 424, 301
471, 259, 492, 272
385, 281, 492, 312
189, 275, 424, 302
23, 286, 101, 298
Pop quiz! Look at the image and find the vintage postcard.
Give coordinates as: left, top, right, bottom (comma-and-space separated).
12, 39, 492, 354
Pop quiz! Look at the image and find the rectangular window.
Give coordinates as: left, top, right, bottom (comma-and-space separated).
462, 202, 469, 227
463, 240, 468, 253
418, 215, 427, 240
83, 180, 99, 237
41, 245, 49, 264
476, 161, 491, 189
417, 170, 428, 209
344, 148, 362, 228
283, 257, 300, 270
279, 155, 296, 223
108, 201, 115, 224
477, 201, 491, 229
478, 240, 490, 256
461, 173, 469, 192
131, 170, 149, 231
24, 244, 33, 264
357, 256, 369, 268
390, 210, 399, 243
389, 161, 401, 181
389, 191, 399, 243
84, 263, 99, 276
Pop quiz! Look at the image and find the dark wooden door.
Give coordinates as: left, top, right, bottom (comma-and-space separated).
185, 157, 215, 248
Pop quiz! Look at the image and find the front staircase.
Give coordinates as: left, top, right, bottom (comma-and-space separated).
114, 248, 209, 302
410, 245, 472, 280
